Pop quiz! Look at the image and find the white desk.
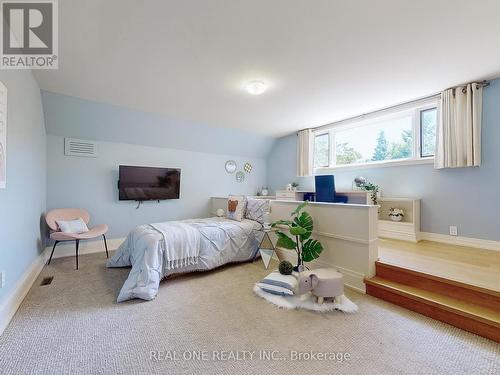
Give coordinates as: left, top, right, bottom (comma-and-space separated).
337, 191, 373, 204
275, 190, 373, 204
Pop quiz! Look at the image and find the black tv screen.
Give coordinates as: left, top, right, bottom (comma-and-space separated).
118, 165, 181, 201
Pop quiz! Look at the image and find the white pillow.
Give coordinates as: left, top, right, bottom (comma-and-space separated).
56, 218, 89, 234
256, 270, 297, 296
245, 198, 270, 223
226, 195, 247, 222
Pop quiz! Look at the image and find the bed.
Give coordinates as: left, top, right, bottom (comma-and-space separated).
107, 217, 264, 302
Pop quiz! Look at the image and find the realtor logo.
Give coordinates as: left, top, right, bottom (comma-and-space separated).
0, 0, 58, 69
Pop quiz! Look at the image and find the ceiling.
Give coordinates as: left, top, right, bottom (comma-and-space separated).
34, 0, 500, 137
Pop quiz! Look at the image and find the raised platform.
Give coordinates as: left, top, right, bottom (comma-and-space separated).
378, 239, 500, 292
366, 239, 500, 342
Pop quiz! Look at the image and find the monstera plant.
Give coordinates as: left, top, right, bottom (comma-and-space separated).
271, 201, 323, 271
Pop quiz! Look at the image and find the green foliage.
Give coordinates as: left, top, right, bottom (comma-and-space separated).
372, 130, 389, 161
291, 201, 309, 216
289, 226, 307, 236
336, 142, 362, 165
301, 239, 323, 262
275, 231, 297, 250
388, 129, 412, 159
360, 181, 380, 205
361, 182, 378, 191
270, 201, 323, 264
271, 219, 294, 228
278, 260, 294, 275
293, 211, 313, 241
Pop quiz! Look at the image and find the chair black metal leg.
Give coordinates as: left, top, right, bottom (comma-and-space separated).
103, 234, 109, 259
48, 241, 59, 265
75, 239, 80, 270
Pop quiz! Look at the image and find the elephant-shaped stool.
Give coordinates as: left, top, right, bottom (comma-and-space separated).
298, 268, 344, 304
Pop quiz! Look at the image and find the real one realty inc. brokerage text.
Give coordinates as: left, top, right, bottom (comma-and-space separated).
150, 350, 351, 362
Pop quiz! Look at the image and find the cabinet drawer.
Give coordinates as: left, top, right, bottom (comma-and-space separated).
275, 191, 297, 200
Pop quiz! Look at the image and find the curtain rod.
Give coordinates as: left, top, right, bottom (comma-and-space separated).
307, 80, 490, 134
446, 80, 490, 91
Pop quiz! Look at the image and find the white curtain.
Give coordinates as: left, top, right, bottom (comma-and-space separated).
435, 83, 483, 169
297, 129, 313, 176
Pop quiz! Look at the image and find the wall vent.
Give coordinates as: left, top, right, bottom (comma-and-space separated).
64, 138, 97, 158
40, 276, 54, 286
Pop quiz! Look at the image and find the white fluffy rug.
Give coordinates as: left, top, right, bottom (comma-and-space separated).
253, 285, 358, 313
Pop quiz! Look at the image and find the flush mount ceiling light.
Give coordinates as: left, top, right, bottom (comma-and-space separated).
245, 80, 266, 95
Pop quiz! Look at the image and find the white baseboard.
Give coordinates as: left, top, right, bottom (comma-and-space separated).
379, 230, 419, 243
44, 237, 125, 259
419, 232, 500, 252
0, 247, 50, 336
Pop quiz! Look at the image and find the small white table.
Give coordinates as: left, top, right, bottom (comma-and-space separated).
258, 229, 276, 269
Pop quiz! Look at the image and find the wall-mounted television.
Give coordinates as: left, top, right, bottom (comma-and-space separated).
118, 165, 181, 201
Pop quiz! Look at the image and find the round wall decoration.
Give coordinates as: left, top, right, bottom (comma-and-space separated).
236, 171, 245, 183
225, 160, 237, 174
244, 162, 253, 173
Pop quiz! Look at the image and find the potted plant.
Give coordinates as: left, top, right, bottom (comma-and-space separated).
360, 181, 380, 205
271, 201, 323, 271
291, 182, 299, 191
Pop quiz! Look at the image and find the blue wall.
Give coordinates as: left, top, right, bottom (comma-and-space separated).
44, 93, 272, 239
0, 71, 46, 301
42, 91, 275, 158
267, 79, 500, 241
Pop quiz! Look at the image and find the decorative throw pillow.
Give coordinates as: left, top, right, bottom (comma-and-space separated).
256, 270, 297, 296
56, 218, 89, 234
245, 198, 270, 224
226, 195, 246, 222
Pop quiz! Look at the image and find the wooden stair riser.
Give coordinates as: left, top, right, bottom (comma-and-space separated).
375, 262, 500, 311
366, 283, 500, 343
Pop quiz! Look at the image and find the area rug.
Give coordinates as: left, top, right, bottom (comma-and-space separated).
253, 285, 358, 313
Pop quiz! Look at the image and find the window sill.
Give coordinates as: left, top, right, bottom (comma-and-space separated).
314, 157, 434, 172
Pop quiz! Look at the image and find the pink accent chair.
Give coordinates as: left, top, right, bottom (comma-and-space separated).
45, 208, 109, 269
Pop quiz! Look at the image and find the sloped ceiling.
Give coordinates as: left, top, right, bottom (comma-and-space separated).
34, 0, 500, 137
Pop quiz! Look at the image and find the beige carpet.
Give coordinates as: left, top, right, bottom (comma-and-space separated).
0, 252, 498, 375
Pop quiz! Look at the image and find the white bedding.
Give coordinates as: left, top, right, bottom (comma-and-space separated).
150, 221, 200, 270
107, 217, 263, 302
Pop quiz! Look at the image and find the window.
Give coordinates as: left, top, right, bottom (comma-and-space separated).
313, 132, 329, 168
313, 102, 438, 169
420, 108, 437, 157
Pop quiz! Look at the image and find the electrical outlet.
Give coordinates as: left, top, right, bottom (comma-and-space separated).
449, 226, 458, 236
0, 271, 4, 288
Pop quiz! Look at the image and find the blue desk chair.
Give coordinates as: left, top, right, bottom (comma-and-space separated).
315, 175, 348, 203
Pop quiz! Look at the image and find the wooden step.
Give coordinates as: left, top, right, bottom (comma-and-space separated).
375, 261, 500, 311
365, 276, 500, 342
